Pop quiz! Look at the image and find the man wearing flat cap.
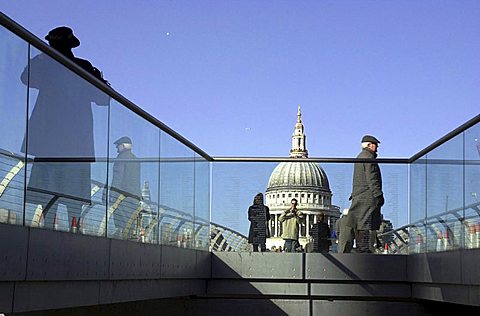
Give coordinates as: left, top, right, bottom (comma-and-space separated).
346, 135, 384, 253
108, 136, 141, 238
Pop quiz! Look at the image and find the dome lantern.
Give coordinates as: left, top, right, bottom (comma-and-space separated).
290, 105, 308, 158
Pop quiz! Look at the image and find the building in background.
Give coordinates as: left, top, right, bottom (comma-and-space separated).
265, 107, 340, 250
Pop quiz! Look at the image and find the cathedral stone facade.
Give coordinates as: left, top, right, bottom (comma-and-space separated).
265, 107, 340, 250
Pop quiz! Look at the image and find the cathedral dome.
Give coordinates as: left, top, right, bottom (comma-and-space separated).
266, 106, 330, 194
264, 106, 339, 250
267, 161, 330, 193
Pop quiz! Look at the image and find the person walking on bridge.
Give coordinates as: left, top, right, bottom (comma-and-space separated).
336, 208, 355, 253
346, 135, 384, 253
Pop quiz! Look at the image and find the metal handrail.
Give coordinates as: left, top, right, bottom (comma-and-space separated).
408, 113, 480, 163
211, 157, 410, 163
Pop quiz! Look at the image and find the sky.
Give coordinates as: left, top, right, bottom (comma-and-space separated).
1, 0, 479, 159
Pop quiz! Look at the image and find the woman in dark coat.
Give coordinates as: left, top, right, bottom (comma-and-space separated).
20, 27, 108, 228
311, 212, 331, 253
247, 193, 271, 252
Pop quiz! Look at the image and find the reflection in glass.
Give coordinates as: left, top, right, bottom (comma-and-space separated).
23, 47, 109, 231
425, 134, 464, 251
159, 132, 195, 248
0, 25, 28, 226
106, 101, 160, 243
465, 124, 480, 249
106, 136, 141, 239
409, 158, 427, 253
194, 154, 210, 250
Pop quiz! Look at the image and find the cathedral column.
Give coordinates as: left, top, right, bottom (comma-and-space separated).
274, 214, 278, 237
306, 214, 310, 236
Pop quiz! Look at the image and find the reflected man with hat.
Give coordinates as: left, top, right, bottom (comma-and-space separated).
109, 136, 141, 238
346, 135, 384, 253
44, 26, 107, 83
20, 26, 109, 229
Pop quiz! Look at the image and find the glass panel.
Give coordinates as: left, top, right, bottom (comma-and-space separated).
81, 92, 109, 237
159, 132, 194, 249
0, 26, 28, 226
425, 134, 464, 252
464, 123, 480, 249
211, 162, 275, 252
409, 157, 427, 253
211, 161, 408, 253
194, 154, 210, 250
23, 46, 110, 233
376, 164, 409, 254
105, 100, 160, 243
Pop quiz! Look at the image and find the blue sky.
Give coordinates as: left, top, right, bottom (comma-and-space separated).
1, 0, 479, 158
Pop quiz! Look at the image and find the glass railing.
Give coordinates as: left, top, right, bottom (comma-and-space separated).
0, 16, 210, 251
1, 12, 479, 255
409, 120, 480, 253
210, 160, 409, 253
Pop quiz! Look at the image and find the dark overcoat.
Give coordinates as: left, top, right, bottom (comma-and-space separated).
247, 204, 271, 245
335, 216, 355, 253
110, 149, 141, 199
109, 149, 141, 230
346, 148, 383, 231
311, 222, 331, 252
21, 53, 108, 204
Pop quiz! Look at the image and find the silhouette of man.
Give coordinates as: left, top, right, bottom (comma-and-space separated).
21, 26, 109, 229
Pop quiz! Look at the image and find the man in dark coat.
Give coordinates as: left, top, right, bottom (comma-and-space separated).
21, 26, 109, 229
346, 135, 384, 253
109, 136, 141, 238
335, 208, 355, 253
310, 212, 331, 253
248, 193, 271, 252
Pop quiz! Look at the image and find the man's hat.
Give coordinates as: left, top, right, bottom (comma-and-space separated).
45, 26, 80, 48
361, 135, 380, 144
114, 136, 132, 145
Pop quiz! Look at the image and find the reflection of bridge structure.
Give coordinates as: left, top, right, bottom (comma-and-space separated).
0, 150, 249, 252
379, 200, 480, 254
1, 11, 480, 315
